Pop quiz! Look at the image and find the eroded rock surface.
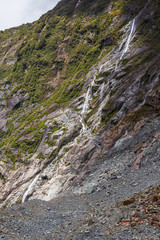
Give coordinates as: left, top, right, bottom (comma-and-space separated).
0, 1, 159, 239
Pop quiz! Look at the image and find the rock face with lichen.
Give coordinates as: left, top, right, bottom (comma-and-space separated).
0, 2, 160, 236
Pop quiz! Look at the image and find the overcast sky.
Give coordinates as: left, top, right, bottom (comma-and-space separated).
0, 0, 60, 30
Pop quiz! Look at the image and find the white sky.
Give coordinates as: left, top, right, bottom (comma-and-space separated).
0, 0, 60, 30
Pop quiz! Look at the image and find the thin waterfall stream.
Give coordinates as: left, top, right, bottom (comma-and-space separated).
79, 116, 86, 132
81, 85, 91, 114
82, 75, 96, 114
22, 174, 39, 203
115, 18, 135, 70
79, 75, 97, 134
78, 18, 136, 135
120, 19, 135, 61
100, 82, 105, 103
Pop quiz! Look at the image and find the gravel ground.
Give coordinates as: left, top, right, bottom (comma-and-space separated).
0, 117, 159, 239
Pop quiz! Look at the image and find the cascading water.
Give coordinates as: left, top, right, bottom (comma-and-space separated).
81, 75, 96, 114
115, 18, 135, 70
77, 75, 97, 135
100, 82, 105, 103
79, 116, 86, 132
89, 18, 136, 130
81, 85, 91, 114
22, 174, 39, 203
78, 18, 136, 134
120, 19, 135, 60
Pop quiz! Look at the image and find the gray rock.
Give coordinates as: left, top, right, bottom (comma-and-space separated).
0, 91, 4, 98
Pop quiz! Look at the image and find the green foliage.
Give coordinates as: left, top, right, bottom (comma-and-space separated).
11, 142, 20, 149
19, 132, 43, 153
51, 125, 61, 134
75, 0, 111, 15
52, 0, 77, 16
5, 150, 16, 164
113, 0, 147, 16
0, 0, 159, 166
65, 162, 71, 166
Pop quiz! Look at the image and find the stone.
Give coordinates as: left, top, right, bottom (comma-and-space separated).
7, 94, 23, 110
122, 197, 135, 205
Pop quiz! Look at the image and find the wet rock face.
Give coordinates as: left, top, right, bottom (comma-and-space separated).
0, 0, 159, 238
145, 87, 160, 110
0, 0, 160, 210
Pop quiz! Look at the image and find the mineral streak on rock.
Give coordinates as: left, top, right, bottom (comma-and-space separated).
0, 0, 160, 238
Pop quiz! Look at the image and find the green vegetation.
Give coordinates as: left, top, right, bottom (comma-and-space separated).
0, 0, 159, 168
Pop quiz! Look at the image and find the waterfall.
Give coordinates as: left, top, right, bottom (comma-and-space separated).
120, 19, 135, 61
73, 115, 86, 143
77, 19, 136, 132
82, 85, 91, 114
76, 75, 96, 135
100, 82, 105, 103
115, 19, 135, 70
91, 75, 96, 86
22, 174, 39, 203
99, 64, 104, 73
79, 115, 86, 132
81, 75, 96, 114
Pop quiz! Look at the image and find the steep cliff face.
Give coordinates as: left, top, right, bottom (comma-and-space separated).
0, 0, 160, 209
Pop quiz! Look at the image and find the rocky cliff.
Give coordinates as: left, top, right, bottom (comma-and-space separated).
0, 0, 160, 238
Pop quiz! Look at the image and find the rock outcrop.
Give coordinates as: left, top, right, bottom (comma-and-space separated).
0, 1, 159, 227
